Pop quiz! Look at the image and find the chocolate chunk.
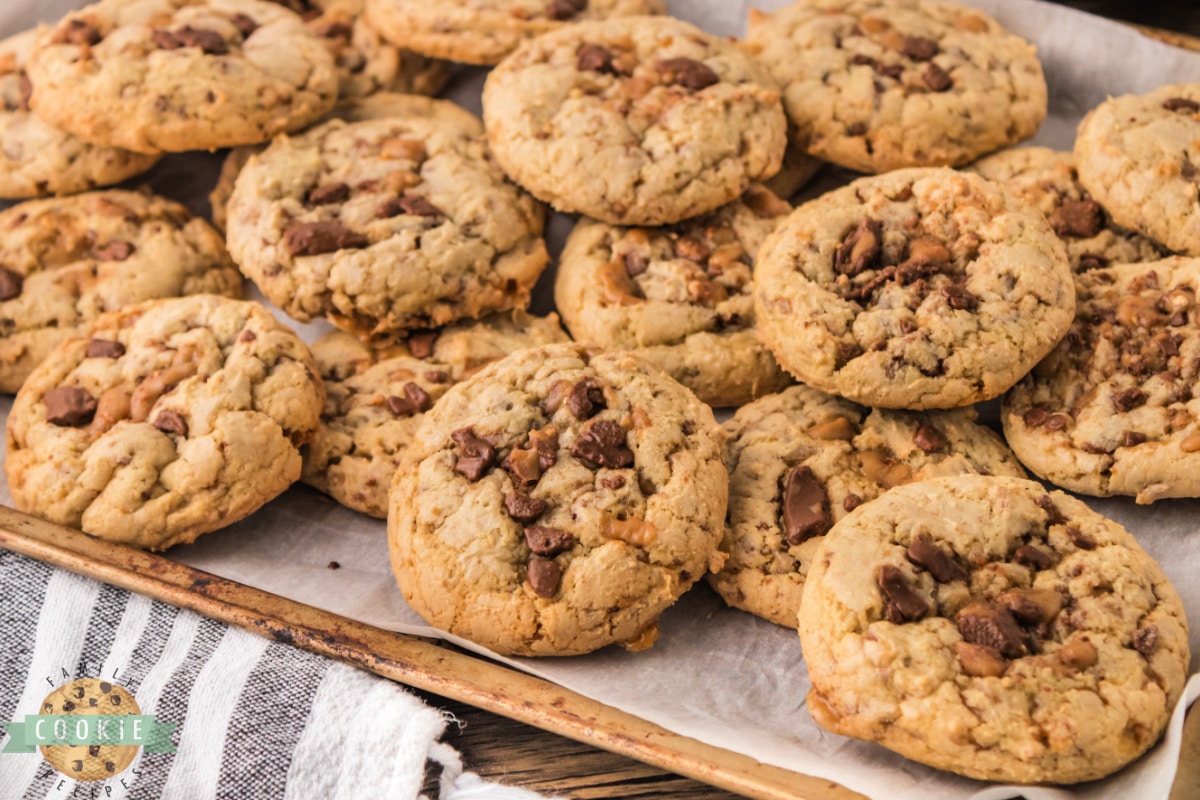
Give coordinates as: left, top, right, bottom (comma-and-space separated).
88, 744, 101, 757
1113, 387, 1146, 412
152, 28, 182, 49
502, 445, 541, 489
912, 424, 948, 453
905, 533, 967, 583
874, 63, 904, 80
846, 121, 868, 136
505, 493, 547, 524
1163, 97, 1200, 113
570, 419, 633, 469
546, 0, 587, 20
424, 370, 449, 383
44, 386, 97, 427
833, 219, 882, 277
876, 564, 929, 623
282, 221, 369, 256
529, 426, 559, 471
1014, 544, 1054, 570
406, 330, 438, 359
623, 250, 648, 277
230, 13, 258, 37
17, 73, 31, 112
566, 378, 606, 420
837, 341, 864, 366
328, 561, 340, 569
1023, 407, 1049, 428
576, 43, 616, 74
57, 19, 102, 46
0, 267, 24, 301
153, 409, 188, 436
657, 57, 719, 91
307, 182, 350, 206
843, 493, 863, 512
956, 602, 1027, 658
1122, 430, 1148, 447
1133, 624, 1159, 655
1036, 494, 1067, 526
923, 62, 952, 92
527, 556, 562, 598
174, 26, 228, 55
941, 283, 978, 310
1049, 199, 1104, 239
1066, 525, 1096, 550
379, 195, 442, 218
525, 525, 574, 556
62, 701, 75, 712
901, 36, 939, 61
780, 465, 831, 545
94, 240, 135, 261
99, 682, 111, 693
385, 382, 433, 417
86, 339, 125, 359
1045, 414, 1068, 431
450, 427, 496, 481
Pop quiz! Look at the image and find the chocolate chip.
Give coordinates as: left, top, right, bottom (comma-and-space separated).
843, 493, 863, 512
1014, 543, 1054, 570
846, 121, 868, 136
230, 13, 258, 37
623, 250, 648, 277
0, 267, 25, 301
17, 74, 31, 112
923, 62, 952, 92
657, 57, 720, 91
576, 43, 616, 74
1133, 624, 1159, 654
570, 419, 633, 469
1076, 252, 1108, 272
283, 221, 369, 256
327, 560, 340, 569
527, 556, 562, 598
1121, 430, 1148, 447
834, 219, 882, 277
901, 36, 939, 61
1049, 199, 1104, 239
99, 682, 111, 693
502, 445, 541, 489
956, 602, 1027, 658
941, 283, 978, 310
153, 409, 188, 436
1036, 494, 1067, 526
601, 475, 626, 490
1045, 414, 1068, 431
385, 382, 433, 417
379, 195, 441, 218
505, 493, 547, 524
152, 28, 182, 49
174, 26, 228, 55
545, 0, 587, 20
876, 564, 929, 623
837, 341, 864, 366
780, 465, 831, 545
56, 19, 101, 45
912, 424, 948, 453
1066, 526, 1096, 550
88, 745, 101, 757
905, 533, 967, 583
874, 63, 903, 80
850, 53, 875, 66
424, 370, 449, 384
307, 182, 351, 206
1023, 407, 1049, 428
94, 240, 135, 261
86, 339, 125, 359
406, 330, 438, 359
525, 525, 574, 556
566, 378, 606, 420
1113, 387, 1146, 412
62, 700, 75, 712
1163, 97, 1200, 113
450, 427, 496, 481
44, 386, 97, 427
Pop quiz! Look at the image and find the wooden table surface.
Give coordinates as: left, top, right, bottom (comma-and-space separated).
415, 4, 1200, 798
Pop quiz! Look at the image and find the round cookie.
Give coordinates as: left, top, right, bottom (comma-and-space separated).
364, 0, 666, 66
225, 115, 547, 342
0, 190, 244, 394
38, 679, 140, 781
303, 310, 569, 518
968, 147, 1167, 273
1002, 256, 1200, 503
798, 475, 1190, 784
482, 15, 787, 226
555, 185, 793, 408
6, 294, 324, 551
388, 343, 729, 656
744, 0, 1047, 173
1075, 83, 1200, 256
712, 384, 1025, 627
0, 31, 158, 199
753, 167, 1075, 409
26, 0, 340, 154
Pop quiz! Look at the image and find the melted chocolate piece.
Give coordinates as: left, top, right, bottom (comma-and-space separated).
570, 419, 633, 469
905, 533, 967, 583
876, 564, 929, 623
780, 465, 831, 545
450, 427, 496, 481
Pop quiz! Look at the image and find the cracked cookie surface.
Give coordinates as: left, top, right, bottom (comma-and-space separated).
712, 384, 1025, 627
744, 0, 1047, 173
554, 185, 792, 408
1003, 256, 1200, 503
798, 475, 1189, 784
753, 167, 1074, 409
226, 115, 548, 342
482, 15, 787, 225
6, 294, 324, 551
387, 342, 728, 656
0, 190, 244, 394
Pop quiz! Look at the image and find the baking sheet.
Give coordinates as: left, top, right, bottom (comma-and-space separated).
2, 1, 1200, 799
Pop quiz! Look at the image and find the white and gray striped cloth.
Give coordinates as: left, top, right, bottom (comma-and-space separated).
0, 550, 554, 800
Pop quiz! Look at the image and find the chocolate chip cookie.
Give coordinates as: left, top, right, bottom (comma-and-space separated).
0, 190, 244, 394
753, 168, 1075, 409
38, 679, 140, 781
555, 185, 793, 408
798, 475, 1189, 784
6, 294, 324, 551
1075, 83, 1200, 256
225, 115, 547, 343
712, 384, 1025, 627
1003, 256, 1200, 503
482, 15, 787, 225
0, 30, 158, 199
388, 343, 728, 656
364, 0, 666, 66
744, 0, 1047, 173
303, 310, 569, 518
26, 0, 339, 154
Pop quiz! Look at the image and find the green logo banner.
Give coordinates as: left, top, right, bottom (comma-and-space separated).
2, 715, 177, 754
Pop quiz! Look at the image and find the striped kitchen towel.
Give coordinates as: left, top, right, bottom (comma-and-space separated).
0, 549, 555, 800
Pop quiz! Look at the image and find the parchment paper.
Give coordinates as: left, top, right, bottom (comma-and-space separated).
1, 1, 1199, 799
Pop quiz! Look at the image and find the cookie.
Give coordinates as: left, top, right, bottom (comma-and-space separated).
6, 294, 324, 551
554, 185, 793, 408
209, 93, 483, 231
38, 679, 140, 781
225, 115, 547, 342
0, 30, 159, 199
388, 343, 728, 656
364, 0, 666, 66
0, 190, 244, 394
1074, 83, 1200, 256
482, 15, 788, 225
712, 384, 1025, 627
303, 310, 569, 518
1002, 256, 1200, 503
744, 0, 1047, 173
761, 140, 824, 201
753, 167, 1075, 409
26, 0, 340, 154
968, 147, 1167, 272
798, 475, 1190, 784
